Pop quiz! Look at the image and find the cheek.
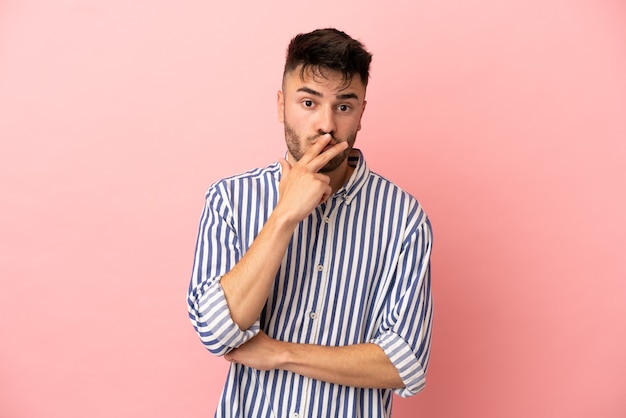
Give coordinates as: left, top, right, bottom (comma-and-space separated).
340, 117, 362, 135
284, 111, 309, 132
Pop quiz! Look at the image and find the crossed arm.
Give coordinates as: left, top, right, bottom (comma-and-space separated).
224, 331, 403, 389
217, 135, 403, 389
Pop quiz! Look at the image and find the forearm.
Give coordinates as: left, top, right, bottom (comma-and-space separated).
281, 341, 403, 389
220, 209, 297, 330
225, 332, 403, 389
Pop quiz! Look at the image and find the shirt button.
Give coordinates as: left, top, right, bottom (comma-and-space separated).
317, 264, 323, 271
324, 216, 330, 223
291, 413, 299, 418
310, 312, 317, 320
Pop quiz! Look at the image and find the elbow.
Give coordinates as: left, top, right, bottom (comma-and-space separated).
395, 372, 427, 398
188, 311, 260, 357
188, 313, 239, 357
187, 283, 260, 356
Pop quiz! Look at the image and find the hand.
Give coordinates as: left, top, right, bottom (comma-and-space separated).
224, 331, 285, 371
276, 135, 348, 224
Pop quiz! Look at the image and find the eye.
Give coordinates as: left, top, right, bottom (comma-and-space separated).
303, 100, 314, 108
337, 104, 351, 112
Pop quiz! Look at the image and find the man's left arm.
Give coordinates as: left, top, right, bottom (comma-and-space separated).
224, 331, 403, 388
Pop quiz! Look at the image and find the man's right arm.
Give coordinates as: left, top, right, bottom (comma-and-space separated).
188, 135, 348, 354
219, 136, 347, 330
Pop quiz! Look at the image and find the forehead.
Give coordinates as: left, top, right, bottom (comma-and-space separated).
283, 65, 366, 97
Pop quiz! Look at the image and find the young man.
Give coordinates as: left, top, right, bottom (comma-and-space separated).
188, 28, 433, 417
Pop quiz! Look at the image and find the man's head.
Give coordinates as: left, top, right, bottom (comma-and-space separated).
279, 29, 372, 173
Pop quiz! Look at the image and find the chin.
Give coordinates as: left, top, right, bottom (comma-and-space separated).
319, 154, 348, 173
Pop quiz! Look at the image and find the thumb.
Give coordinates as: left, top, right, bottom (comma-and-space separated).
279, 157, 291, 177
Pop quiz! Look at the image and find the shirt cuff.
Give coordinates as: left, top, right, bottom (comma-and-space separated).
371, 331, 427, 397
193, 281, 260, 356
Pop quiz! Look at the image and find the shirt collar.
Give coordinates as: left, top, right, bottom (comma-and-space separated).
333, 148, 369, 205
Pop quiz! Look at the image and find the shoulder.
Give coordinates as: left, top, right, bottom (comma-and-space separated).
364, 169, 430, 229
367, 169, 423, 207
206, 162, 281, 197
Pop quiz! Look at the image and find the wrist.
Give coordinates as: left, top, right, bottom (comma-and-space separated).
269, 204, 302, 231
273, 339, 295, 370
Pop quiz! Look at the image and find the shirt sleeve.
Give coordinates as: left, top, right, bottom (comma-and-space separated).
370, 206, 433, 398
187, 184, 260, 356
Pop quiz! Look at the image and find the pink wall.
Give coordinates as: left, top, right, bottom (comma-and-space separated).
1, 1, 624, 417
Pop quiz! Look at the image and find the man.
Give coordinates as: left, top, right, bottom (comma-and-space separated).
188, 28, 433, 417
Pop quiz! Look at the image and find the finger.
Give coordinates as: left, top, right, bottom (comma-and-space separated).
298, 134, 333, 164
279, 157, 291, 176
309, 141, 349, 172
319, 184, 333, 204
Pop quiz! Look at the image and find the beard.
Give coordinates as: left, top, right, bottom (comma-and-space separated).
284, 122, 356, 173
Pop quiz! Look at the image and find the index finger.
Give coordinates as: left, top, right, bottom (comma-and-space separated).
298, 134, 333, 164
303, 134, 348, 172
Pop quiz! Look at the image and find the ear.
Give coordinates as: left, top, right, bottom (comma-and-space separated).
357, 100, 367, 131
277, 90, 285, 123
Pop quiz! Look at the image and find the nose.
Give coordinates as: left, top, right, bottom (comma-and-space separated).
316, 105, 337, 138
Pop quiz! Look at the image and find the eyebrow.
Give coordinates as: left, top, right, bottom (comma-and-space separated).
296, 87, 359, 101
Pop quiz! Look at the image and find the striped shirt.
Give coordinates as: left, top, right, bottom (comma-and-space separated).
187, 149, 433, 418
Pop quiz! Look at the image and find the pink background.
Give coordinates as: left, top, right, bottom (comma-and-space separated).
1, 1, 625, 417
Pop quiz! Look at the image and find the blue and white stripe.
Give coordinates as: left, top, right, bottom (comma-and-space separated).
188, 149, 433, 418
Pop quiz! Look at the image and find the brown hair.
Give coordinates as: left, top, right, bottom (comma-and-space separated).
283, 28, 373, 88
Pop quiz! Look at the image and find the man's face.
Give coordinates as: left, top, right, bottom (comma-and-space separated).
278, 66, 367, 173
